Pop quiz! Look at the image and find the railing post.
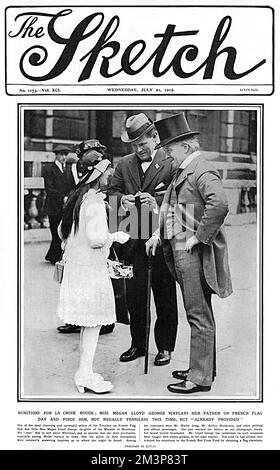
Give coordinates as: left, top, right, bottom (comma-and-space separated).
240, 187, 250, 213
36, 190, 49, 228
27, 190, 41, 229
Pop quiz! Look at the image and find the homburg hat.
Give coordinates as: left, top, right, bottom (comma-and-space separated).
121, 113, 155, 143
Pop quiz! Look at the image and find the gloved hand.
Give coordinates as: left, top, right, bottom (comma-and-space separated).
111, 231, 130, 244
121, 194, 135, 211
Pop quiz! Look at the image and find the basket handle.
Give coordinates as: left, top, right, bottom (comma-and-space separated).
111, 246, 120, 262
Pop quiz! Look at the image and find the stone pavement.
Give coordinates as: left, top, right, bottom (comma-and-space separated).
22, 224, 259, 401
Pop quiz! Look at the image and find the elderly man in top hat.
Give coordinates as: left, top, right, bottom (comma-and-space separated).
146, 113, 233, 394
43, 144, 72, 265
108, 113, 178, 365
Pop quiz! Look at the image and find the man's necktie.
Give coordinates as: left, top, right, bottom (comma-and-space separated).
173, 168, 183, 183
176, 168, 183, 178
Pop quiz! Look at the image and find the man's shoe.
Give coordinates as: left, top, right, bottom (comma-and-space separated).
154, 350, 171, 366
120, 347, 145, 362
57, 324, 81, 334
100, 324, 115, 335
167, 380, 211, 394
172, 369, 189, 380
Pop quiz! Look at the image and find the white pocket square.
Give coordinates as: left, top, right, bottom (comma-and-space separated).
155, 182, 165, 190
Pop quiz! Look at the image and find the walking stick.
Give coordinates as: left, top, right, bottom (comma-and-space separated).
144, 253, 153, 374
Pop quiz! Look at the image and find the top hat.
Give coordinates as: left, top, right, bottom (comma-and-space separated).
75, 139, 107, 157
121, 113, 155, 143
53, 144, 72, 154
154, 113, 200, 149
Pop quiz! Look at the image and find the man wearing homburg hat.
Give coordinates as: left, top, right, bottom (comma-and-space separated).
43, 144, 72, 265
146, 113, 233, 394
108, 113, 178, 365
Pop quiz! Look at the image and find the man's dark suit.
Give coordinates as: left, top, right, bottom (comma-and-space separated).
108, 149, 178, 353
43, 162, 75, 264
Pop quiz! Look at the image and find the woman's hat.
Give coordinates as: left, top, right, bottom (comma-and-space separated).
154, 113, 200, 149
75, 139, 107, 157
121, 113, 155, 143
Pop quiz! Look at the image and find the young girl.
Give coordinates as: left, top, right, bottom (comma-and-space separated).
57, 145, 129, 394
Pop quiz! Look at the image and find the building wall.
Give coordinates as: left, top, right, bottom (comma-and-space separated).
23, 109, 257, 224
24, 109, 257, 167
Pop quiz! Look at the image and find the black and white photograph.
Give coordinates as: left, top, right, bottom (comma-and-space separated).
1, 0, 280, 455
20, 105, 262, 401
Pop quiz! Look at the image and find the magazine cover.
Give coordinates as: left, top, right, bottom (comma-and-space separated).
0, 0, 278, 461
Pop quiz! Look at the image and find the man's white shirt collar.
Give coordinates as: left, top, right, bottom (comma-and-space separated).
71, 162, 79, 184
55, 159, 64, 173
141, 150, 156, 172
179, 150, 200, 170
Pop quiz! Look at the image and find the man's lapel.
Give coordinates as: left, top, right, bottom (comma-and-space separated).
53, 162, 64, 180
127, 154, 142, 191
141, 149, 165, 191
174, 157, 198, 189
159, 181, 173, 235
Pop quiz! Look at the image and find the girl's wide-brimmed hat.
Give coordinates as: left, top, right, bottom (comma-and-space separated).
155, 113, 200, 149
76, 149, 111, 187
121, 113, 155, 143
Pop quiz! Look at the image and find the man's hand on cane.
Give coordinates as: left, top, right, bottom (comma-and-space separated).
146, 235, 161, 256
185, 235, 200, 253
121, 194, 135, 211
138, 192, 157, 209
